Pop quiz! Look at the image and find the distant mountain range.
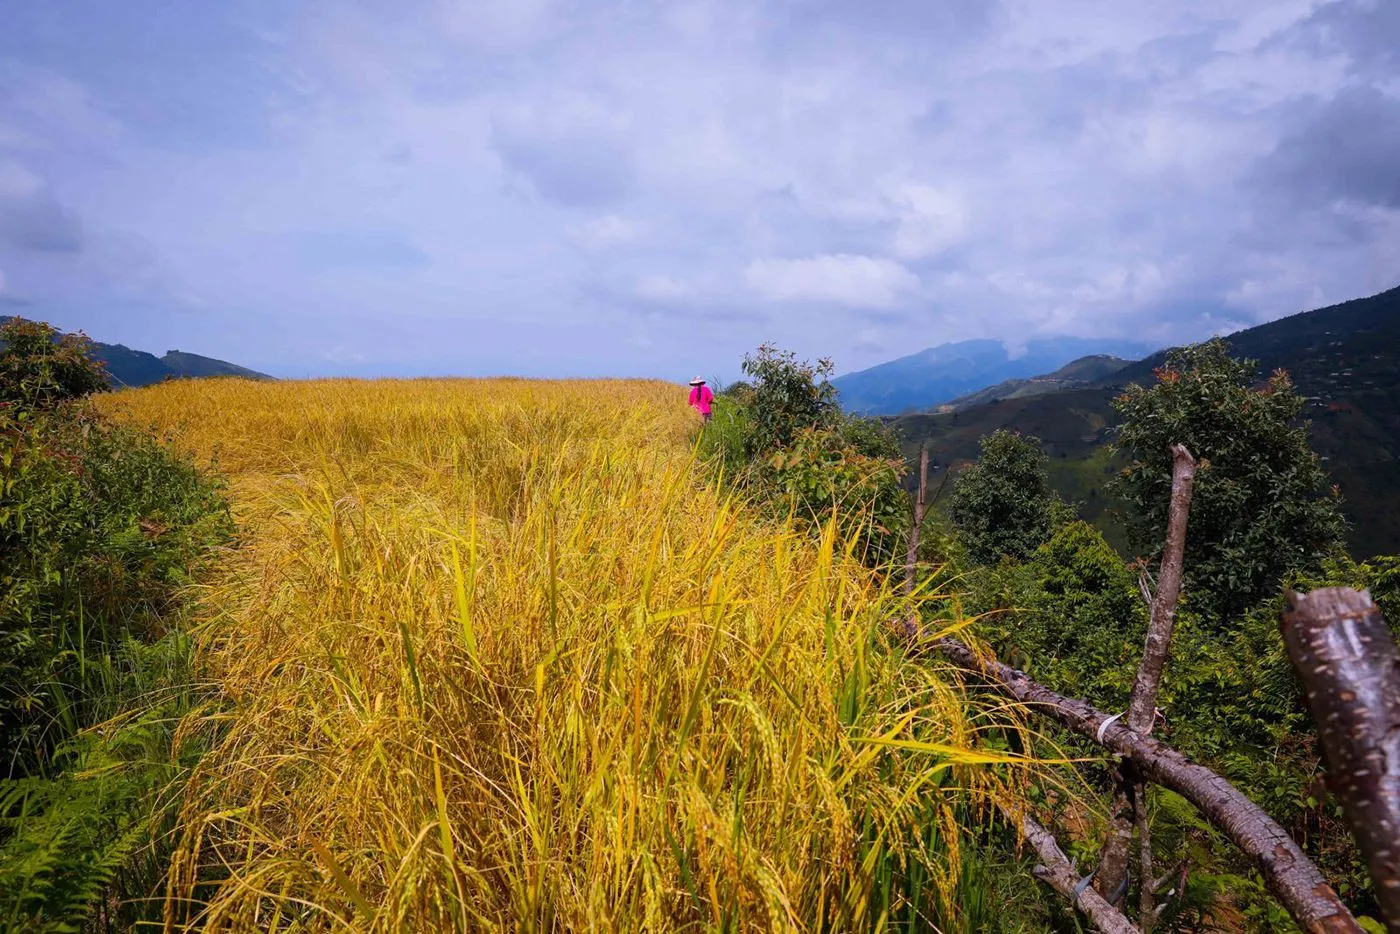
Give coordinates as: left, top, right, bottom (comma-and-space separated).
891, 285, 1400, 559
2, 317, 270, 387
96, 343, 271, 387
938, 354, 1132, 411
831, 337, 1157, 415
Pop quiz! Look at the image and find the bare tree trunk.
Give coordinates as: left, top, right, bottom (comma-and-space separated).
902, 445, 929, 638
1098, 445, 1197, 906
1010, 806, 1139, 934
1282, 588, 1400, 931
933, 636, 1363, 932
1127, 444, 1196, 731
903, 445, 929, 596
1137, 790, 1156, 934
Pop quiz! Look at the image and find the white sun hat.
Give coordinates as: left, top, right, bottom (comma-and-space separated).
689, 376, 706, 385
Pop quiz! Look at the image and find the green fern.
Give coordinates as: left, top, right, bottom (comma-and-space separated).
0, 770, 145, 932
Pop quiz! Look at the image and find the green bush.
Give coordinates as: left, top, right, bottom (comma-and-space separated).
0, 319, 109, 408
0, 320, 232, 930
700, 346, 910, 567
765, 425, 910, 565
1, 404, 231, 768
968, 511, 1400, 920
977, 521, 1147, 711
694, 394, 752, 481
738, 343, 840, 458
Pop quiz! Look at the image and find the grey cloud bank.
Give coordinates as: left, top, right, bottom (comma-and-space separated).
0, 0, 1396, 380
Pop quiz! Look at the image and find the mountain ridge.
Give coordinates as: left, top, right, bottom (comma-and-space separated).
891, 284, 1400, 559
938, 354, 1132, 411
832, 336, 1156, 415
1, 316, 271, 388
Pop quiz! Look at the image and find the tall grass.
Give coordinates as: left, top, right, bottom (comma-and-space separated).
101, 378, 1026, 931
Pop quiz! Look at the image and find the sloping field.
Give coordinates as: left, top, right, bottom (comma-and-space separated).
100, 378, 1006, 931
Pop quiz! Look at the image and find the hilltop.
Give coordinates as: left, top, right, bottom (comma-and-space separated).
97, 345, 270, 387
892, 285, 1400, 558
831, 336, 1155, 415
1, 317, 270, 387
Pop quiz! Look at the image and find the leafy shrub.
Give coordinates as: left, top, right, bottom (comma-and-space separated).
0, 321, 232, 930
766, 426, 910, 565
702, 345, 910, 566
1, 404, 231, 768
739, 343, 840, 457
977, 521, 1147, 711
970, 508, 1400, 919
1, 319, 109, 408
694, 393, 752, 481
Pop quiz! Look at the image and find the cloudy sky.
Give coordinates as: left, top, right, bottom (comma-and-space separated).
0, 1, 1396, 379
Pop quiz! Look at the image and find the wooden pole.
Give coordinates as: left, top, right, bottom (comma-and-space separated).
1098, 444, 1197, 910
1282, 588, 1400, 931
1127, 444, 1197, 732
903, 445, 929, 596
902, 445, 929, 638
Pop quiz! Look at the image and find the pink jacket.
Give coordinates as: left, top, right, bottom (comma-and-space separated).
688, 385, 714, 415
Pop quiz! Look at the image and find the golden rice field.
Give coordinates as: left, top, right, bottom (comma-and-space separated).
100, 377, 1023, 932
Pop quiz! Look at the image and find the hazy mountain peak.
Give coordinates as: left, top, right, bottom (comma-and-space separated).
832, 336, 1155, 415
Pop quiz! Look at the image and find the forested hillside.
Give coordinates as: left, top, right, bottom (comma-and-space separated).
938, 354, 1132, 411
894, 286, 1400, 558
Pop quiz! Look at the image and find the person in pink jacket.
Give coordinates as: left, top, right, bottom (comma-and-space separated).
688, 376, 714, 422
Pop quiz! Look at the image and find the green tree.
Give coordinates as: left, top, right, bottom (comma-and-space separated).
1111, 339, 1347, 623
703, 345, 909, 566
951, 430, 1065, 565
1, 318, 108, 408
739, 343, 839, 457
766, 425, 910, 565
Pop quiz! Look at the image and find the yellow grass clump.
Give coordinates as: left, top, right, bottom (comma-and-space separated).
100, 377, 1017, 932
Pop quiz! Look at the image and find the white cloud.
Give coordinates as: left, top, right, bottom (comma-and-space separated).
0, 159, 43, 199
2, 0, 1397, 378
632, 273, 694, 303
568, 214, 647, 252
886, 183, 969, 259
322, 344, 367, 364
745, 254, 921, 308
435, 0, 558, 51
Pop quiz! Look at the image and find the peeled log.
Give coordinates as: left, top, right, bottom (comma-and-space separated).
1282, 588, 1400, 931
933, 636, 1361, 932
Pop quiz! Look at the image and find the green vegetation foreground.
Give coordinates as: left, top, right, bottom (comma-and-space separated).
1, 319, 232, 929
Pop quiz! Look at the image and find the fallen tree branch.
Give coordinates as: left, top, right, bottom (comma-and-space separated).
1282, 588, 1400, 930
931, 635, 1362, 933
1008, 806, 1138, 933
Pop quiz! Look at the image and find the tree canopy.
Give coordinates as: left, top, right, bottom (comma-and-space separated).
950, 429, 1065, 565
1111, 338, 1347, 623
